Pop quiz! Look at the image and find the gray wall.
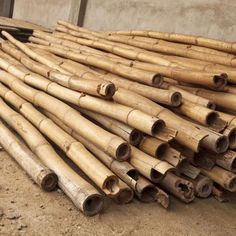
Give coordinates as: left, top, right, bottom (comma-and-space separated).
12, 0, 236, 41
83, 0, 236, 41
13, 0, 81, 29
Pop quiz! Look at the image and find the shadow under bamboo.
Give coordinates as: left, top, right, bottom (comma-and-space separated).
0, 97, 104, 216
0, 120, 58, 191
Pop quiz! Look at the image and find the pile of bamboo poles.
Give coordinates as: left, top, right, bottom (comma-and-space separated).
0, 20, 236, 216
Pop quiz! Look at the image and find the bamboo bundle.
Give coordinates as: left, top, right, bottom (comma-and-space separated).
43, 108, 169, 208
0, 82, 122, 197
0, 120, 58, 191
0, 97, 104, 216
0, 70, 130, 160
33, 31, 228, 90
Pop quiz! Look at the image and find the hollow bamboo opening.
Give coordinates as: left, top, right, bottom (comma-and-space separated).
129, 129, 143, 146
82, 194, 104, 216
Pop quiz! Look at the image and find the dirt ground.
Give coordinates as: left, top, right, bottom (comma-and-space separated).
0, 150, 236, 236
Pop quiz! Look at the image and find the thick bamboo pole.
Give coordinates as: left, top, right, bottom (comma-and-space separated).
159, 172, 195, 203
108, 30, 236, 54
0, 83, 122, 196
43, 109, 169, 208
78, 108, 143, 146
0, 49, 165, 138
0, 70, 130, 160
0, 41, 115, 99
200, 166, 236, 192
3, 31, 163, 87
114, 180, 134, 204
173, 100, 227, 132
221, 125, 236, 150
0, 97, 103, 216
215, 150, 236, 173
0, 120, 57, 191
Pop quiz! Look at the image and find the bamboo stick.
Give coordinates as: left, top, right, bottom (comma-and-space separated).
0, 120, 57, 191
78, 108, 143, 146
200, 166, 236, 192
0, 49, 166, 138
215, 150, 236, 173
159, 172, 195, 203
0, 83, 122, 196
0, 70, 130, 160
108, 30, 236, 54
42, 109, 169, 208
0, 97, 104, 216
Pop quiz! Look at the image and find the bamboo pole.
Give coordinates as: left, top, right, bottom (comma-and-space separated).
0, 70, 130, 160
42, 109, 169, 208
114, 180, 134, 204
0, 120, 58, 191
108, 30, 236, 54
0, 41, 115, 99
200, 166, 236, 192
3, 31, 163, 87
173, 99, 227, 132
159, 172, 195, 203
0, 83, 122, 197
0, 49, 165, 138
78, 108, 143, 146
222, 125, 236, 150
0, 97, 104, 216
215, 150, 236, 173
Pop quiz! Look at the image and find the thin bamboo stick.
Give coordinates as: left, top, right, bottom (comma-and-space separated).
0, 97, 104, 216
0, 70, 130, 160
0, 120, 58, 191
108, 30, 236, 54
0, 83, 121, 196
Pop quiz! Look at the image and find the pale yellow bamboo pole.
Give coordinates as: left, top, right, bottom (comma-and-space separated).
159, 172, 195, 203
43, 109, 169, 208
78, 108, 143, 146
0, 120, 58, 191
0, 83, 122, 196
0, 97, 103, 216
0, 70, 130, 160
108, 30, 236, 54
0, 41, 115, 99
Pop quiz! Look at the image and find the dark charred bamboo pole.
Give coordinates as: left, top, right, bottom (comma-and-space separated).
0, 120, 57, 191
0, 97, 104, 216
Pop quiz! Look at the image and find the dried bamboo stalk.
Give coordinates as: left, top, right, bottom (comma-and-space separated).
108, 30, 236, 54
0, 83, 122, 196
79, 108, 143, 146
215, 150, 236, 173
0, 70, 130, 160
0, 120, 57, 191
0, 97, 104, 216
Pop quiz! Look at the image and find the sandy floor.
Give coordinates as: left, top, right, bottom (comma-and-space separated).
0, 150, 236, 236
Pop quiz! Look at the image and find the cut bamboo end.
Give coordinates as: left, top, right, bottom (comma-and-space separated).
98, 82, 116, 99
82, 194, 104, 216
155, 187, 170, 209
170, 91, 182, 107
216, 150, 236, 173
102, 175, 120, 196
194, 175, 213, 198
152, 73, 163, 87
129, 129, 143, 146
115, 142, 131, 161
223, 126, 236, 150
39, 169, 58, 191
207, 101, 216, 110
114, 181, 134, 204
213, 74, 228, 89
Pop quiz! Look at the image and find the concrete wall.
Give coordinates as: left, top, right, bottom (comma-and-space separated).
12, 0, 236, 41
83, 0, 236, 41
13, 0, 81, 29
